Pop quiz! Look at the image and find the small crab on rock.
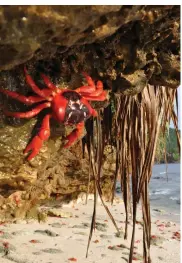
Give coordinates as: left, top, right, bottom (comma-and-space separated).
0, 68, 107, 160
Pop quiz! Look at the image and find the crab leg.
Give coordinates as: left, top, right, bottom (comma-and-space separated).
91, 109, 98, 117
79, 86, 104, 97
64, 122, 84, 148
76, 85, 95, 94
0, 88, 47, 105
24, 114, 51, 160
76, 73, 104, 96
76, 73, 97, 94
82, 90, 107, 101
2, 102, 51, 118
82, 72, 96, 87
41, 74, 57, 91
24, 67, 53, 99
80, 98, 98, 117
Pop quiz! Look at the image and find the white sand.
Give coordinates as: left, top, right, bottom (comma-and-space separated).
0, 196, 180, 263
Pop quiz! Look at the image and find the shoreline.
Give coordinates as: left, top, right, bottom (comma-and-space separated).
150, 203, 180, 224
0, 196, 180, 263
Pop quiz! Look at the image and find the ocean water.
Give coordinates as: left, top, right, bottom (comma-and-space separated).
116, 163, 180, 223
149, 163, 180, 222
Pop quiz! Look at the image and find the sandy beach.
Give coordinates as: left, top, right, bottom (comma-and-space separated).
0, 195, 180, 263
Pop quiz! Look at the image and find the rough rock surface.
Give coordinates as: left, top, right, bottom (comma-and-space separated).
0, 5, 180, 219
0, 6, 180, 89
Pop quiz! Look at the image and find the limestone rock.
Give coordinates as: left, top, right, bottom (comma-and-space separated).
47, 208, 73, 218
0, 6, 180, 219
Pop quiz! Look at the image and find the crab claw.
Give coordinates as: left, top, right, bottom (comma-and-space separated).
64, 122, 84, 148
24, 136, 43, 160
24, 114, 51, 160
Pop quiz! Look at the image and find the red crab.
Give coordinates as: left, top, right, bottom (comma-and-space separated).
0, 67, 107, 160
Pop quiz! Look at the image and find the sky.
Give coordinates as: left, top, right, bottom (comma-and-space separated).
169, 87, 181, 130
